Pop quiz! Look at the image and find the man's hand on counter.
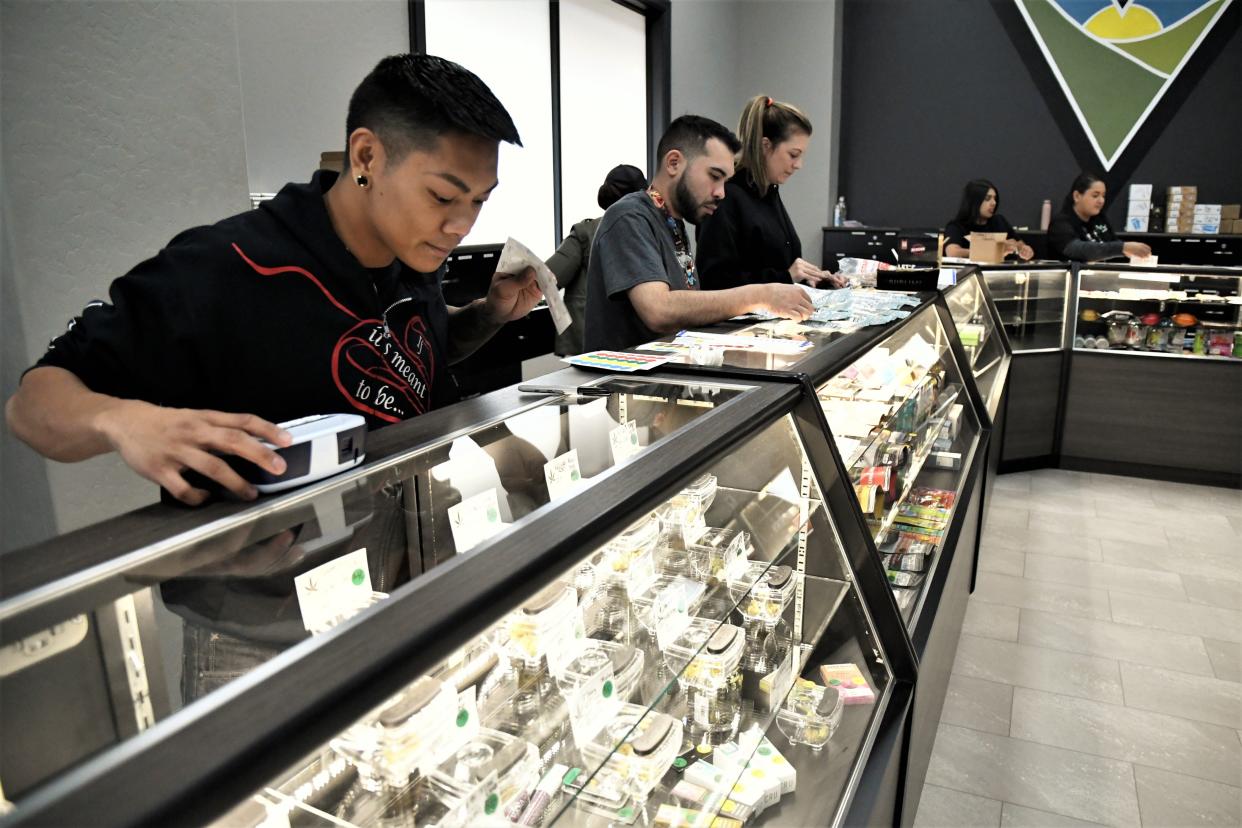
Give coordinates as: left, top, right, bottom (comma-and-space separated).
754, 283, 816, 322
98, 401, 292, 505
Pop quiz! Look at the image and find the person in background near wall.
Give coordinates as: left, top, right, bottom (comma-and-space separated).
545, 164, 646, 355
1048, 171, 1152, 262
696, 95, 844, 290
942, 179, 1034, 261
6, 54, 540, 505
583, 115, 814, 353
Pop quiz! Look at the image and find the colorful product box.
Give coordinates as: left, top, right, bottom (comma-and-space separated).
819, 663, 877, 704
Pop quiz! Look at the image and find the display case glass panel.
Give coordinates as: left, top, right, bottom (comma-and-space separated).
215, 407, 896, 827
978, 267, 1071, 351
0, 379, 750, 807
815, 305, 984, 624
943, 273, 1008, 414
1074, 266, 1242, 360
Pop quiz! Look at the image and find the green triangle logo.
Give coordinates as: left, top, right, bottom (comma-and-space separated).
1014, 0, 1233, 169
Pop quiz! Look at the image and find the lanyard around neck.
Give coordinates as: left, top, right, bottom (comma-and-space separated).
647, 187, 697, 288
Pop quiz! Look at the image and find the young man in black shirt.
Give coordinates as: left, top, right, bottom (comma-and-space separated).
6, 54, 541, 505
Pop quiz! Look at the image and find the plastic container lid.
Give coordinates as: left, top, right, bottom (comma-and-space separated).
331, 676, 460, 784
505, 583, 579, 665
664, 617, 745, 690
682, 472, 718, 512
688, 527, 751, 583
580, 704, 683, 798
727, 562, 799, 624
557, 639, 645, 704
775, 679, 843, 750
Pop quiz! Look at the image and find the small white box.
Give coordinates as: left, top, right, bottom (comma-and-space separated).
1127, 199, 1151, 216
1194, 204, 1222, 216
1193, 222, 1220, 234
1129, 184, 1152, 200
1125, 215, 1150, 232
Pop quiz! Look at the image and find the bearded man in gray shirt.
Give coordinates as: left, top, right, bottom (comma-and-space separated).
584, 115, 813, 352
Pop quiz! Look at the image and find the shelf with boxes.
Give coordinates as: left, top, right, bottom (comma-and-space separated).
1127, 183, 1242, 237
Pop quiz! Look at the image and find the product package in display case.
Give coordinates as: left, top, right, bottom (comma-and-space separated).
1073, 265, 1242, 359
814, 304, 985, 624
1, 370, 913, 828
942, 270, 1012, 417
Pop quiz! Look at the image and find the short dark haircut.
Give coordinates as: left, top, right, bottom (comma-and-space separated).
597, 164, 647, 210
344, 54, 521, 168
1061, 170, 1105, 214
655, 115, 741, 169
954, 178, 999, 225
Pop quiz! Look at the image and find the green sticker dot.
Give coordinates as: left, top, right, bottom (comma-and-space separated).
484, 793, 498, 815
602, 680, 614, 698
673, 757, 688, 769
759, 745, 772, 756
486, 507, 498, 522
630, 432, 638, 444
570, 470, 580, 481
829, 679, 842, 686
456, 708, 469, 727
618, 807, 634, 820
351, 568, 365, 586
687, 813, 699, 824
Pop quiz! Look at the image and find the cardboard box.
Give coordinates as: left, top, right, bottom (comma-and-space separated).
1222, 204, 1241, 221
1230, 218, 1242, 234
1167, 185, 1198, 196
1129, 184, 1153, 200
1125, 215, 1150, 232
967, 231, 1008, 264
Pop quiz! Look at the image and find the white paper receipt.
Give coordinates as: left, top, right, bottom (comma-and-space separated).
447, 488, 505, 554
497, 237, 572, 334
609, 420, 641, 464
294, 547, 372, 633
544, 449, 584, 500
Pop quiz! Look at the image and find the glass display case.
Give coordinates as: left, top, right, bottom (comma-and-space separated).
942, 271, 1012, 418
1073, 265, 1242, 360
0, 369, 914, 827
814, 305, 985, 628
974, 266, 1072, 352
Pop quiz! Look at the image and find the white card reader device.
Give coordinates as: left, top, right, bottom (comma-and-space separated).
244, 414, 368, 493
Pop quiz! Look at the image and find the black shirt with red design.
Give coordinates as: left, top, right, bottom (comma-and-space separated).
32, 170, 454, 428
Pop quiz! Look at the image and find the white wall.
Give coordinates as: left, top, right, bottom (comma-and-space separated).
236, 1, 409, 194
1, 0, 407, 550
670, 0, 842, 266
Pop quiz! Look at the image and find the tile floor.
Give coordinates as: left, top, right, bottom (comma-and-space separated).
912, 469, 1242, 827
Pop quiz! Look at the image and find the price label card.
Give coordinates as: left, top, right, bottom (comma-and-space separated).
544, 449, 584, 500
294, 548, 372, 633
447, 488, 504, 554
566, 661, 620, 748
608, 420, 641, 464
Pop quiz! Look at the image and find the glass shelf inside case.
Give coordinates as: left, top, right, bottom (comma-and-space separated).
217, 407, 894, 827
1074, 267, 1242, 360
0, 378, 743, 811
816, 305, 984, 623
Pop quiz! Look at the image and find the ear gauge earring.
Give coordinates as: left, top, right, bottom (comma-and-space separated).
355, 174, 370, 189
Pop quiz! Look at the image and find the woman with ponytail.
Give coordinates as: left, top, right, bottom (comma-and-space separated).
1048, 171, 1151, 262
696, 95, 844, 290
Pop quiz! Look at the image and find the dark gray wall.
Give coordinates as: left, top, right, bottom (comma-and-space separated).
839, 0, 1242, 231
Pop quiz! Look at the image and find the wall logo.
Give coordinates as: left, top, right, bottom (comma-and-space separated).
1014, 0, 1233, 168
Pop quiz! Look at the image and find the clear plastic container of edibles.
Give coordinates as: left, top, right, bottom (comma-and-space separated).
631, 576, 707, 637
579, 705, 683, 798
505, 583, 579, 667
727, 563, 798, 624
688, 527, 751, 584
557, 639, 645, 704
664, 618, 745, 691
775, 679, 844, 750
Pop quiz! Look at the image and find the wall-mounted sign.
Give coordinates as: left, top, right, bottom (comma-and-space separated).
1014, 0, 1233, 169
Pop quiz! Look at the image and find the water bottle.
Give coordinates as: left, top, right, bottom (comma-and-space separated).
833, 196, 848, 227
1039, 199, 1052, 231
